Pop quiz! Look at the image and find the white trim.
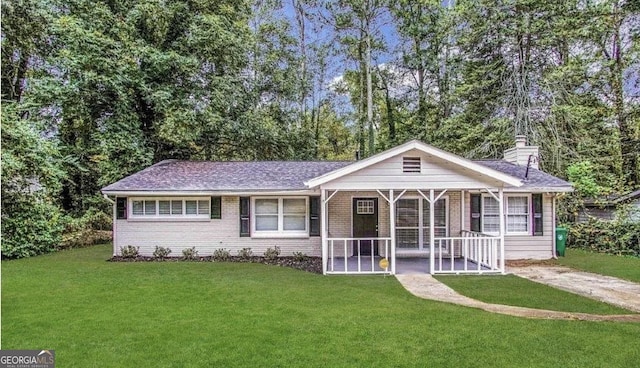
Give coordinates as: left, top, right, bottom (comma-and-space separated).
389, 190, 396, 274
305, 140, 522, 188
324, 190, 339, 204
102, 189, 319, 197
112, 196, 117, 256
321, 189, 328, 275
128, 197, 211, 219
499, 189, 505, 274
251, 196, 309, 237
481, 193, 532, 236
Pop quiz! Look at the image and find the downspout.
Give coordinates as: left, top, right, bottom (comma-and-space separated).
103, 194, 117, 256
551, 194, 558, 259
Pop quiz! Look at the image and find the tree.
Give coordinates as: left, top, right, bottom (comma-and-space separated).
1, 103, 65, 258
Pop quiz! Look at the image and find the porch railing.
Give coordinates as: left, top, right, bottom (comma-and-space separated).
432, 231, 502, 274
326, 237, 392, 275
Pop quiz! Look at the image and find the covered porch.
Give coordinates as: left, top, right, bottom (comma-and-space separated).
305, 140, 523, 276
320, 189, 506, 275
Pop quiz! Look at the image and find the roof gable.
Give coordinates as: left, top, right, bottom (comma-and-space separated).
305, 140, 523, 188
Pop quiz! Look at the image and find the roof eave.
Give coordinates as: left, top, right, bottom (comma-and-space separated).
101, 189, 319, 197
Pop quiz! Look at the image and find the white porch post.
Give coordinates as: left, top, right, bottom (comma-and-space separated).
498, 188, 505, 274
321, 189, 328, 275
460, 190, 465, 232
389, 189, 396, 274
429, 189, 435, 275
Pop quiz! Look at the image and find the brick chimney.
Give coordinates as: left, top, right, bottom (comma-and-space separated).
503, 135, 539, 169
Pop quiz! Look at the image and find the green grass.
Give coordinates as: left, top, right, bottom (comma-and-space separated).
435, 275, 632, 314
556, 248, 640, 283
2, 244, 640, 367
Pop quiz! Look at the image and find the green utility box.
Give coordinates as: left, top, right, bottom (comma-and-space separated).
555, 227, 567, 257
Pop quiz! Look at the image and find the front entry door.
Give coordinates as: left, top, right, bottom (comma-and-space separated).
353, 198, 379, 256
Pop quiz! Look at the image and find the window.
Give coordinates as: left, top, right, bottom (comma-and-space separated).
356, 200, 375, 214
158, 200, 183, 215
481, 195, 531, 235
253, 197, 308, 236
403, 157, 421, 173
130, 198, 210, 219
395, 197, 448, 250
506, 196, 529, 234
482, 197, 500, 234
423, 198, 448, 243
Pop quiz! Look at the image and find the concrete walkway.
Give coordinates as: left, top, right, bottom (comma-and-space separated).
509, 266, 640, 313
395, 273, 640, 322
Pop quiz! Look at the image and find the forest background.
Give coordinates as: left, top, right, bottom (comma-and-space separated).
2, 0, 639, 258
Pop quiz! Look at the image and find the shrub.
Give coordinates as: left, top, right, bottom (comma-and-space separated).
292, 251, 308, 262
567, 218, 640, 257
181, 247, 199, 261
153, 246, 172, 260
237, 247, 253, 260
263, 246, 281, 261
121, 245, 139, 258
1, 198, 64, 259
212, 248, 231, 261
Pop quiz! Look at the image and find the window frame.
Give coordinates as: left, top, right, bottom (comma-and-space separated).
129, 197, 211, 220
251, 196, 309, 238
505, 195, 530, 235
480, 194, 531, 236
395, 195, 449, 251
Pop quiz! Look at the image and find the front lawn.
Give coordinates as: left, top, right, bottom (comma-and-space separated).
556, 248, 640, 283
435, 275, 633, 314
2, 244, 640, 367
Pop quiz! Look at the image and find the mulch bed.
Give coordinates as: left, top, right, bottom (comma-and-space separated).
109, 256, 323, 274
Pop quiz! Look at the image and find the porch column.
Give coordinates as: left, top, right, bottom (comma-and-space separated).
429, 189, 435, 275
389, 189, 396, 274
460, 190, 465, 232
321, 189, 328, 275
498, 188, 505, 274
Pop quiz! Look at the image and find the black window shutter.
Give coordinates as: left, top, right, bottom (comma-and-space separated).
470, 194, 481, 232
533, 194, 543, 236
239, 197, 250, 237
309, 197, 320, 236
211, 197, 222, 219
116, 197, 127, 219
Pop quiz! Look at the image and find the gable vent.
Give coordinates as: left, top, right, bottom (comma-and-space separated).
403, 157, 421, 173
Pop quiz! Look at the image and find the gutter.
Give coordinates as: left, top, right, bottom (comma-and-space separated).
551, 194, 558, 259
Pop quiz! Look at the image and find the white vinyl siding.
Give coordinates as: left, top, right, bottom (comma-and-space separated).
252, 197, 308, 237
322, 149, 505, 190
129, 198, 210, 219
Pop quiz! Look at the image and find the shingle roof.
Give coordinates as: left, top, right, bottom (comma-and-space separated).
101, 160, 353, 192
473, 160, 572, 190
102, 158, 572, 193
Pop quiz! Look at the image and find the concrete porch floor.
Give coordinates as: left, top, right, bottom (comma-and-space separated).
327, 256, 491, 274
